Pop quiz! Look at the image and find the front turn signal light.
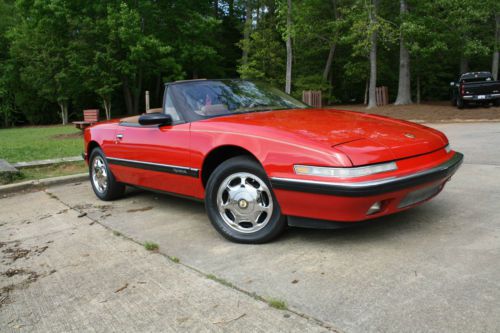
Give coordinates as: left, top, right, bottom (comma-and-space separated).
294, 162, 398, 179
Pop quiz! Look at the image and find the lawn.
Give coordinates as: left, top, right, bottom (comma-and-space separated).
1, 161, 88, 185
0, 125, 83, 163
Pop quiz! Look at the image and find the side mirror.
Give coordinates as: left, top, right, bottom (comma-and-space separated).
450, 82, 455, 87
138, 113, 172, 126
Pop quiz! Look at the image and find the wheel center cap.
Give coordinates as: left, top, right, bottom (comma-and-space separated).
238, 199, 248, 209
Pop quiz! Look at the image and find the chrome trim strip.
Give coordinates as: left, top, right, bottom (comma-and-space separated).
106, 157, 199, 178
270, 152, 463, 197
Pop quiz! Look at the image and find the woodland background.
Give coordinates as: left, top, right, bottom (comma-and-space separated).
0, 0, 499, 126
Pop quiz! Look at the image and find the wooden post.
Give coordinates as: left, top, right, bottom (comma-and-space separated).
145, 90, 150, 111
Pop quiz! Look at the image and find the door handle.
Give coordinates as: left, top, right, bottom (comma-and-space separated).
116, 134, 123, 139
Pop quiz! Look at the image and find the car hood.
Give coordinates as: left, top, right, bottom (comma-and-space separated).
202, 108, 447, 166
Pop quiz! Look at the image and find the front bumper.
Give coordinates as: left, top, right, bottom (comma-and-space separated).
270, 152, 463, 222
271, 152, 463, 197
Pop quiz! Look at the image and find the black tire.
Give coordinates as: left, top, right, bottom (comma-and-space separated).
494, 99, 500, 107
89, 148, 126, 201
205, 156, 286, 244
456, 97, 465, 109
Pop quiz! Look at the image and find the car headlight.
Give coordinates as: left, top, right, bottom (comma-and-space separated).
444, 144, 451, 153
294, 162, 398, 178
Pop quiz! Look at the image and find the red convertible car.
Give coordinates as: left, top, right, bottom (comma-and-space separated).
84, 79, 463, 243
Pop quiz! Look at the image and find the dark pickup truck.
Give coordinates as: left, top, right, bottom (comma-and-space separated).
450, 71, 500, 108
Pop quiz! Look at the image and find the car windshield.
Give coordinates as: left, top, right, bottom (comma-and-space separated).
167, 79, 308, 120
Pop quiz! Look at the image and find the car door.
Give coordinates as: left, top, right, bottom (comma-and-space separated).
107, 104, 198, 197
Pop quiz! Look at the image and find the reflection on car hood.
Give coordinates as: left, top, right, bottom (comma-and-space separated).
201, 108, 447, 165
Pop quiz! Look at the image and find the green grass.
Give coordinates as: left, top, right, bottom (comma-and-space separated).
267, 298, 288, 310
1, 161, 88, 185
206, 274, 235, 288
0, 125, 83, 163
144, 241, 159, 251
168, 256, 180, 263
204, 273, 289, 311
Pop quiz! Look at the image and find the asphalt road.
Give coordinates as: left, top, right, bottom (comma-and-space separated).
1, 122, 500, 332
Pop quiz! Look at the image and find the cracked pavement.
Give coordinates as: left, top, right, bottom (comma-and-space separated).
1, 122, 500, 332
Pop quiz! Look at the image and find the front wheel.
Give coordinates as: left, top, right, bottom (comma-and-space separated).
205, 156, 286, 243
89, 148, 126, 201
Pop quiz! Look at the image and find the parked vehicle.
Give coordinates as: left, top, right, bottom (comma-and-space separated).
450, 71, 500, 108
84, 79, 463, 243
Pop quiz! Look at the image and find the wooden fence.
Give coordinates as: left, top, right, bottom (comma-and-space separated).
376, 86, 389, 106
302, 90, 322, 108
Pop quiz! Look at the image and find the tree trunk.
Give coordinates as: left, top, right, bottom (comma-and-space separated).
323, 44, 336, 82
395, 0, 412, 105
58, 101, 68, 125
102, 96, 112, 120
492, 13, 500, 80
285, 0, 293, 94
493, 52, 499, 81
155, 75, 162, 107
459, 56, 469, 75
322, 0, 339, 82
416, 74, 421, 104
123, 80, 134, 115
228, 0, 234, 17
364, 78, 369, 105
132, 69, 143, 115
367, 0, 379, 109
242, 2, 252, 65
213, 0, 218, 17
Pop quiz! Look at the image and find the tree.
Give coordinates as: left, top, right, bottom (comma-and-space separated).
238, 0, 286, 89
9, 0, 82, 124
242, 0, 253, 66
2, 0, 500, 128
367, 0, 379, 109
0, 0, 17, 127
394, 0, 412, 105
284, 0, 293, 94
290, 0, 340, 102
493, 13, 499, 80
322, 0, 340, 82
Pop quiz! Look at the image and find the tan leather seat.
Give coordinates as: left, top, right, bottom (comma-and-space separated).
146, 108, 162, 114
200, 104, 228, 116
120, 115, 140, 124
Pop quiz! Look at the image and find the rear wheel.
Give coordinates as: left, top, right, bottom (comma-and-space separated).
205, 156, 286, 243
494, 99, 500, 107
456, 97, 465, 109
89, 148, 125, 201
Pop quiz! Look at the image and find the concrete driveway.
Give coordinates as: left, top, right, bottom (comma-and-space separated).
1, 122, 500, 332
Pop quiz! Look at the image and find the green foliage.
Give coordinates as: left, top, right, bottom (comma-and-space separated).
0, 0, 498, 127
238, 0, 286, 88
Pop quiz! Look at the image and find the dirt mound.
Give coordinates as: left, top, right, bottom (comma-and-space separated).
332, 102, 500, 123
